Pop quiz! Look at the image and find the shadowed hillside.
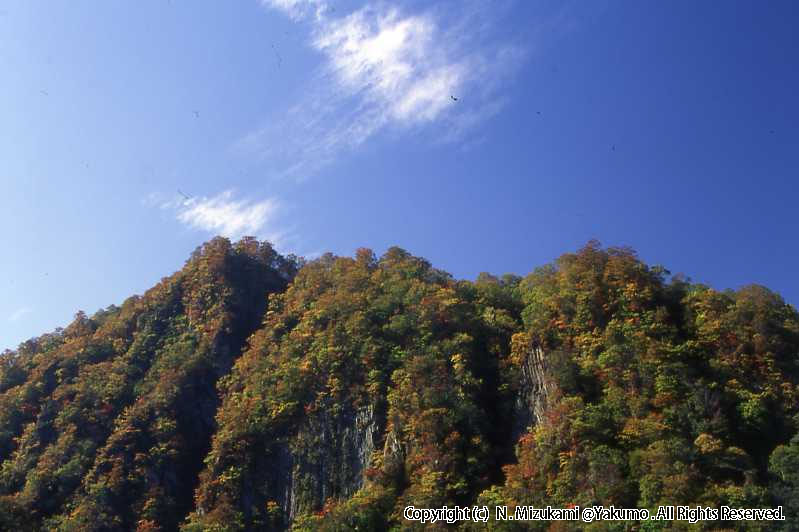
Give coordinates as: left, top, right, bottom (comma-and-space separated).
0, 238, 299, 531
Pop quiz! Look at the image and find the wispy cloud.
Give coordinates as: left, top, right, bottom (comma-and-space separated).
177, 191, 280, 238
313, 7, 462, 124
262, 0, 328, 21
242, 0, 526, 178
8, 307, 32, 323
149, 190, 288, 245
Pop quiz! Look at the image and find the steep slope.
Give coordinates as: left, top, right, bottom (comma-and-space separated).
477, 243, 799, 531
184, 243, 799, 531
2, 240, 799, 531
184, 248, 521, 530
0, 237, 298, 531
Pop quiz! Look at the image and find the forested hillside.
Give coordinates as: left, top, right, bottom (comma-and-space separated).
1, 239, 797, 531
0, 238, 299, 531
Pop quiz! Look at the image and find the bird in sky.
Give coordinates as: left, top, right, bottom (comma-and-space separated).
177, 189, 192, 203
271, 44, 282, 68
450, 95, 458, 101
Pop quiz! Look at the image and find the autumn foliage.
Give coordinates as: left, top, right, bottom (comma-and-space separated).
0, 239, 797, 531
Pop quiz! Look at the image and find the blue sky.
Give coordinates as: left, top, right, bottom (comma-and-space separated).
1, 0, 797, 350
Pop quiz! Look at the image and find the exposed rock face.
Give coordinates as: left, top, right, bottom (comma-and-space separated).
382, 425, 405, 477
274, 404, 381, 521
512, 345, 553, 442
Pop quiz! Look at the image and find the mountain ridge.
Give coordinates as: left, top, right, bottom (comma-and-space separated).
1, 238, 798, 531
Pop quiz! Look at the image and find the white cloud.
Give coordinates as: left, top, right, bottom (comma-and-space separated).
313, 8, 460, 124
8, 307, 32, 323
262, 0, 329, 21
145, 187, 301, 251
149, 189, 284, 244
241, 0, 526, 179
177, 190, 280, 240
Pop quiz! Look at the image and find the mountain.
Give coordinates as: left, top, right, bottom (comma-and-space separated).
1, 239, 797, 531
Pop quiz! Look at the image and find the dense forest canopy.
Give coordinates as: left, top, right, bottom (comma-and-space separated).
0, 238, 797, 531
